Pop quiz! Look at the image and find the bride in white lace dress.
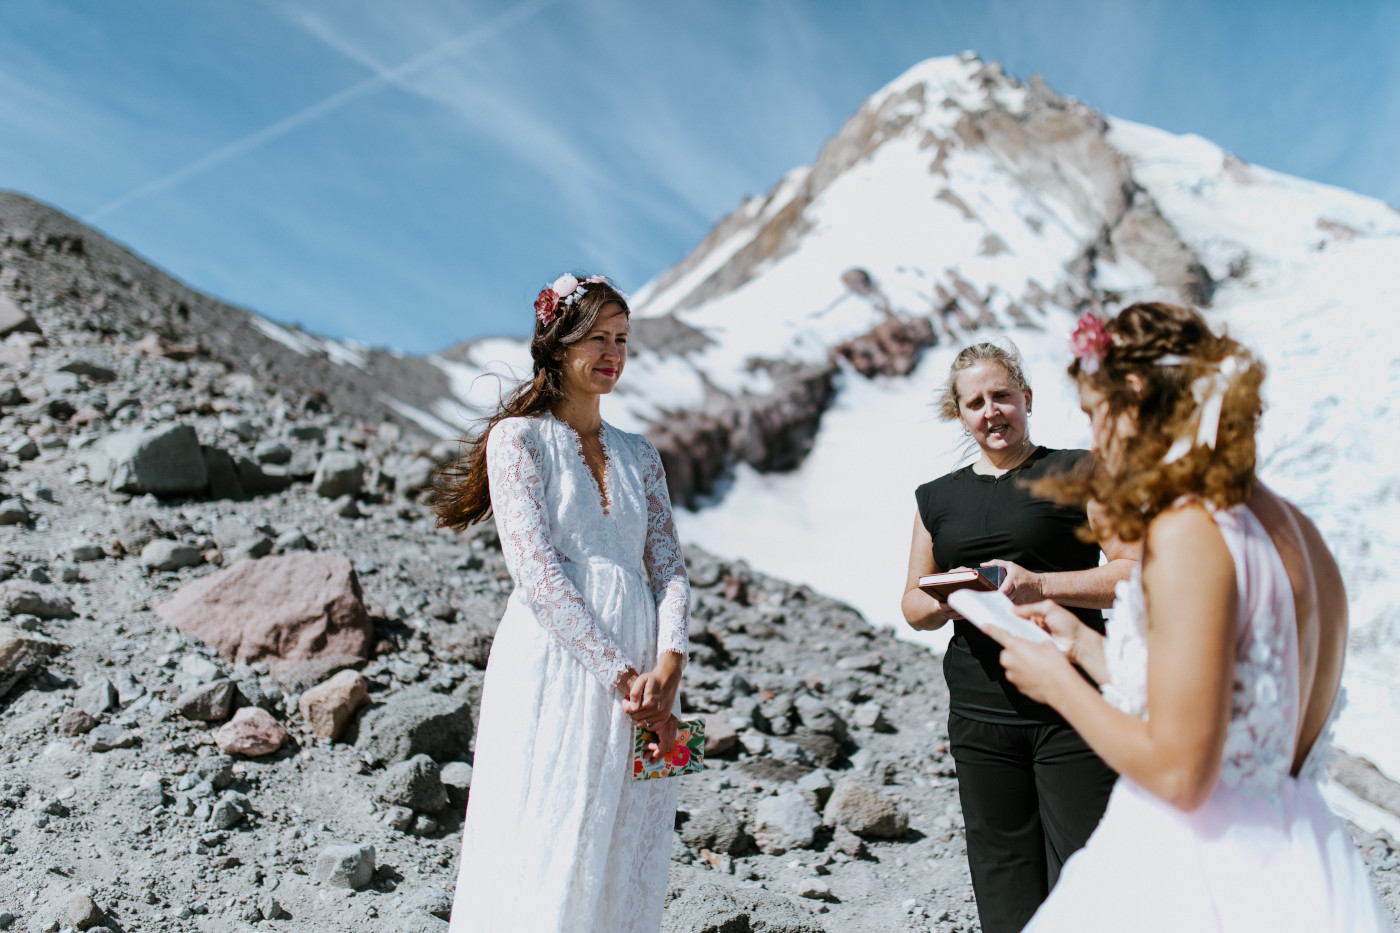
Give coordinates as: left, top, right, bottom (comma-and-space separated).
434, 275, 689, 933
984, 303, 1390, 931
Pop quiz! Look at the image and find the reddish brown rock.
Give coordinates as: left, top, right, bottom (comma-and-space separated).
702, 712, 739, 758
0, 626, 59, 699
57, 706, 100, 736
154, 553, 372, 665
299, 669, 370, 740
214, 707, 288, 757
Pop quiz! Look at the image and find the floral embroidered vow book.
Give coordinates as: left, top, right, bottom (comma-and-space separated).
633, 718, 705, 780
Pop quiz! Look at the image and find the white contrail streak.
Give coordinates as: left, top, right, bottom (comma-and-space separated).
85, 0, 554, 223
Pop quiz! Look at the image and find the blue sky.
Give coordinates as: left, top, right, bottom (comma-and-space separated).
1, 1, 1396, 354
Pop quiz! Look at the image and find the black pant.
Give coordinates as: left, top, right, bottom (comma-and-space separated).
948, 712, 1118, 933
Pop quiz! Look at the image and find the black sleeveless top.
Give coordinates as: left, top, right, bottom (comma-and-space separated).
915, 447, 1103, 725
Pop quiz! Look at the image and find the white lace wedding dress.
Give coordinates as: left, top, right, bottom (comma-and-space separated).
448, 413, 689, 933
1025, 503, 1391, 932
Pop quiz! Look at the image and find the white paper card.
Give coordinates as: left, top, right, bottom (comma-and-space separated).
948, 589, 1063, 650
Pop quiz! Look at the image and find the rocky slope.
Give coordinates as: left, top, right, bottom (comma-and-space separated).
2, 232, 1399, 933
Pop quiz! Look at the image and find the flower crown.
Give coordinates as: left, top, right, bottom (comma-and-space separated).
1068, 312, 1247, 463
1068, 311, 1112, 374
534, 274, 608, 327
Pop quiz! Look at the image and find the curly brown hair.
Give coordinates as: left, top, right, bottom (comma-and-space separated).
1039, 302, 1266, 543
433, 275, 629, 530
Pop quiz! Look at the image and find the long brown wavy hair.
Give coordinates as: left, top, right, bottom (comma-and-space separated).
433, 275, 629, 531
1040, 302, 1266, 543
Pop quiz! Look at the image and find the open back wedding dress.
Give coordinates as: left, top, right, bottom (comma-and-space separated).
449, 413, 689, 933
1025, 502, 1390, 932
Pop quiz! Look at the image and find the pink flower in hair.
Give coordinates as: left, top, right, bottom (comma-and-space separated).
534, 288, 559, 326
1069, 312, 1112, 374
584, 275, 607, 284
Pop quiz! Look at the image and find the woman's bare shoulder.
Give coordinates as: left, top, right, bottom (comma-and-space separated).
1146, 499, 1227, 549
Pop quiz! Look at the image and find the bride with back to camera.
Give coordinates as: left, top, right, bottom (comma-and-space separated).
982, 302, 1390, 930
434, 274, 689, 933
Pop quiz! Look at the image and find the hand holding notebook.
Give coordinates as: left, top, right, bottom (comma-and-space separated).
917, 565, 1006, 601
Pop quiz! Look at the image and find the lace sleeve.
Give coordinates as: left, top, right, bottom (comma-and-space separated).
486, 419, 635, 688
639, 436, 689, 661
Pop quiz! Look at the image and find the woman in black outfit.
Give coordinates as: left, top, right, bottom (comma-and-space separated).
901, 342, 1139, 933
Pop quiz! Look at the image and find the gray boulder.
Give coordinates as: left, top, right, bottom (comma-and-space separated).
377, 754, 449, 812
112, 512, 163, 554
89, 724, 137, 752
680, 806, 747, 855
313, 843, 375, 890
794, 695, 848, 742
390, 456, 437, 496
398, 909, 449, 933
225, 536, 274, 564
235, 457, 294, 495
287, 423, 326, 442
201, 445, 244, 499
753, 791, 822, 854
209, 796, 245, 829
851, 700, 890, 732
56, 357, 117, 382
795, 769, 834, 810
313, 452, 365, 499
5, 437, 37, 461
439, 761, 473, 808
75, 677, 118, 716
43, 371, 81, 394
0, 499, 29, 525
822, 777, 908, 839
65, 893, 105, 932
141, 539, 203, 571
0, 293, 40, 339
174, 679, 235, 721
95, 424, 208, 496
661, 881, 826, 933
254, 440, 292, 465
0, 581, 76, 619
350, 690, 473, 767
67, 541, 106, 563
755, 693, 796, 735
132, 779, 167, 810
402, 886, 453, 920
195, 754, 235, 789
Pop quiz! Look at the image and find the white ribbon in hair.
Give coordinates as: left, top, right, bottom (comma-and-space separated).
1163, 355, 1242, 463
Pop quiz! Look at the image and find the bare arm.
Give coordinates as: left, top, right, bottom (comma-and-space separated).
991, 505, 1236, 811
900, 511, 962, 631
986, 498, 1142, 609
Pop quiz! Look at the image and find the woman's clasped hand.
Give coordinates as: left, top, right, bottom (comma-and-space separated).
619, 657, 683, 761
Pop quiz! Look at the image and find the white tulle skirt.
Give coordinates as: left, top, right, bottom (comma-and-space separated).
449, 562, 677, 933
1025, 776, 1391, 932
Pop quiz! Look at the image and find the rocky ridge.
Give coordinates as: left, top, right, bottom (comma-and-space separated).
0, 257, 1398, 933
0, 54, 1233, 518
